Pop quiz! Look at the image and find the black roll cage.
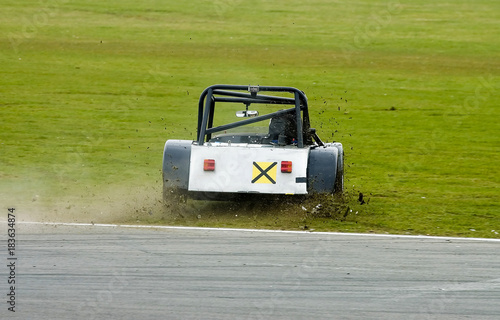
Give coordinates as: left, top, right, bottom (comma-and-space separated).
196, 85, 319, 148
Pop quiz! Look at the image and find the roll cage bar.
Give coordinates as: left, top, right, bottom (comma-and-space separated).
196, 85, 321, 148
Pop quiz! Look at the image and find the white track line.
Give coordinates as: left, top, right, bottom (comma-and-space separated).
18, 221, 500, 242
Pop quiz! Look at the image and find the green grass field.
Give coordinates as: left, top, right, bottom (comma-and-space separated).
1, 0, 499, 238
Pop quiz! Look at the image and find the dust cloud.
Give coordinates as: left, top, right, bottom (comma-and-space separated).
3, 179, 358, 228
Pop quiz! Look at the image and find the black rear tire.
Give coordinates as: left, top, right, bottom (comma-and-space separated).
334, 149, 344, 194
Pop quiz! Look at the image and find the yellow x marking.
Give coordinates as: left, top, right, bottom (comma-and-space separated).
252, 162, 277, 184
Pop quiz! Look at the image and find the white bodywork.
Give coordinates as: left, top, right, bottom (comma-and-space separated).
188, 143, 310, 195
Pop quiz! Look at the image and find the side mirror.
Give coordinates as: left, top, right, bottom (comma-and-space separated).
236, 110, 259, 118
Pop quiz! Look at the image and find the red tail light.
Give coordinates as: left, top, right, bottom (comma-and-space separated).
281, 161, 292, 173
204, 159, 215, 171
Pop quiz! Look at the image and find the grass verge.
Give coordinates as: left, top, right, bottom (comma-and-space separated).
1, 0, 498, 238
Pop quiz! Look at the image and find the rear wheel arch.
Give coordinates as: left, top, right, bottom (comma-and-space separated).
162, 140, 192, 202
307, 146, 339, 194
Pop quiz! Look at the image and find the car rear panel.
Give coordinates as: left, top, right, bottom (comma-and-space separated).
188, 144, 309, 195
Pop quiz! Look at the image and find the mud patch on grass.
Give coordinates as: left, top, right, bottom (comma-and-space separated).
301, 193, 351, 220
9, 175, 366, 232
126, 188, 362, 231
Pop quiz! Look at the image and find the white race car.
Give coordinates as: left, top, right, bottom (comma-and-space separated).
162, 85, 343, 201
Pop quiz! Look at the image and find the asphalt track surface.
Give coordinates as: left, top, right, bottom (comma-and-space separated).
1, 222, 499, 320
